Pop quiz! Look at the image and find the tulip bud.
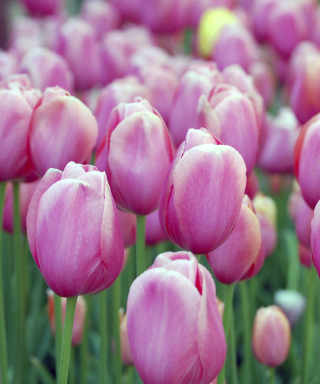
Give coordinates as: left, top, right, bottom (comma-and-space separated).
29, 86, 98, 177
274, 290, 306, 328
47, 290, 86, 346
26, 162, 124, 297
119, 309, 133, 365
253, 193, 277, 256
159, 128, 246, 254
3, 180, 40, 234
207, 195, 264, 284
294, 114, 320, 208
95, 97, 173, 215
127, 251, 226, 383
252, 306, 291, 367
299, 243, 313, 269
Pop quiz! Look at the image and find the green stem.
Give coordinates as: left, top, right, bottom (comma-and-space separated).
136, 215, 146, 276
58, 296, 78, 384
68, 347, 75, 384
100, 290, 108, 384
54, 293, 63, 377
301, 267, 317, 384
217, 284, 235, 384
0, 182, 8, 384
112, 277, 122, 383
229, 311, 238, 384
13, 182, 25, 384
240, 282, 252, 384
80, 295, 92, 384
126, 366, 134, 384
269, 367, 276, 384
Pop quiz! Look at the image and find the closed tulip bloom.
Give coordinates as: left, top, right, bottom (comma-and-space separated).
47, 290, 87, 346
159, 128, 246, 254
94, 76, 151, 150
274, 290, 306, 328
20, 47, 74, 92
252, 306, 291, 367
96, 97, 173, 215
207, 195, 263, 284
3, 180, 40, 233
26, 162, 124, 297
197, 83, 260, 175
21, 0, 63, 16
258, 108, 300, 174
127, 251, 226, 384
299, 243, 313, 268
29, 86, 98, 177
146, 210, 167, 246
294, 114, 320, 208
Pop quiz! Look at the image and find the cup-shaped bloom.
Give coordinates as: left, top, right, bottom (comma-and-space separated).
197, 83, 260, 175
20, 47, 74, 92
252, 306, 291, 367
294, 114, 320, 208
119, 309, 133, 365
169, 63, 223, 148
207, 195, 264, 284
159, 128, 246, 254
21, 0, 63, 16
253, 193, 277, 256
95, 97, 173, 215
3, 180, 40, 233
94, 76, 151, 150
127, 251, 226, 384
26, 162, 124, 297
258, 108, 300, 174
29, 86, 98, 177
274, 290, 306, 328
146, 210, 167, 246
47, 290, 86, 346
299, 243, 313, 268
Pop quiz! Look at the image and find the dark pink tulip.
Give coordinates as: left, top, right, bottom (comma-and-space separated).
117, 210, 136, 248
96, 98, 173, 215
294, 114, 320, 208
212, 24, 259, 72
119, 309, 133, 365
169, 63, 223, 147
21, 0, 63, 16
0, 51, 17, 82
197, 83, 260, 175
47, 290, 86, 346
20, 47, 74, 92
3, 180, 40, 234
111, 0, 142, 23
252, 0, 277, 42
26, 162, 124, 297
249, 61, 276, 108
207, 195, 263, 284
94, 76, 151, 150
299, 243, 313, 268
81, 0, 121, 40
252, 306, 291, 367
57, 18, 101, 90
127, 251, 226, 384
145, 210, 167, 246
29, 86, 98, 177
258, 108, 300, 174
159, 128, 246, 254
253, 193, 277, 257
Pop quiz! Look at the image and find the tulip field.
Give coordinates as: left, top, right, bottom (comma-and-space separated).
2, 0, 320, 383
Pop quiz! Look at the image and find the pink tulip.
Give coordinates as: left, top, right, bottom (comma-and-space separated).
249, 61, 276, 108
294, 114, 320, 208
258, 108, 300, 174
29, 86, 98, 177
81, 0, 121, 40
127, 251, 226, 384
117, 210, 136, 248
129, 46, 172, 76
20, 0, 63, 16
207, 195, 264, 284
47, 290, 86, 346
145, 210, 167, 246
253, 193, 277, 256
252, 306, 291, 367
95, 97, 173, 215
119, 309, 133, 365
57, 18, 101, 90
274, 290, 306, 328
245, 171, 259, 200
197, 83, 260, 175
252, 0, 277, 42
159, 128, 246, 254
299, 243, 313, 268
94, 76, 151, 151
169, 62, 223, 148
20, 47, 74, 92
3, 180, 40, 233
26, 162, 124, 297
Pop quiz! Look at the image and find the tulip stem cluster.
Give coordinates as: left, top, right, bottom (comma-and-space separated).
54, 293, 63, 376
0, 182, 8, 384
99, 290, 108, 384
58, 296, 78, 384
217, 283, 235, 384
136, 215, 147, 275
